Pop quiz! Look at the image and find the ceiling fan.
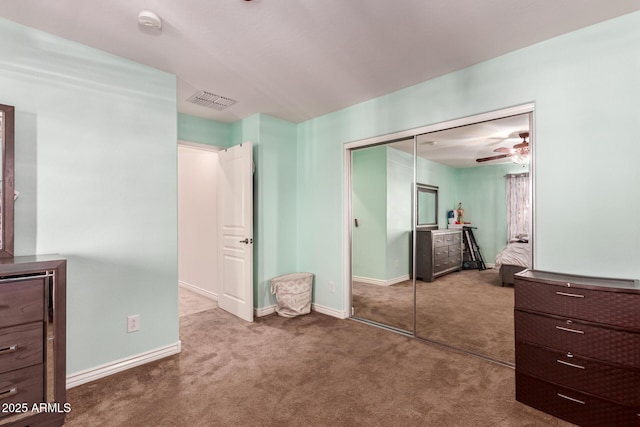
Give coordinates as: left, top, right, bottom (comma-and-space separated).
476, 132, 529, 163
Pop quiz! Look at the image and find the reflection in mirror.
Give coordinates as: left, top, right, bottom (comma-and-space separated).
0, 103, 15, 258
351, 139, 414, 332
416, 184, 438, 228
349, 110, 532, 366
413, 113, 532, 365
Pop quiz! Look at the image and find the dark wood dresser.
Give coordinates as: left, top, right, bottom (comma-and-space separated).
415, 229, 462, 282
0, 256, 66, 427
514, 269, 640, 426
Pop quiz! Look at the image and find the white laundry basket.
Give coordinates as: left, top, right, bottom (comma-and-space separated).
270, 272, 314, 317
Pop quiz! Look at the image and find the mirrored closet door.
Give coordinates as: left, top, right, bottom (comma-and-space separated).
351, 139, 415, 333
350, 109, 533, 366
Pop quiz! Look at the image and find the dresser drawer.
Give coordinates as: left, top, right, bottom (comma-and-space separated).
0, 322, 43, 374
434, 247, 449, 259
0, 364, 44, 418
448, 245, 461, 257
433, 259, 448, 273
516, 342, 640, 407
0, 279, 44, 326
516, 372, 640, 427
433, 235, 447, 247
433, 256, 461, 274
515, 310, 640, 368
515, 279, 640, 329
450, 255, 462, 267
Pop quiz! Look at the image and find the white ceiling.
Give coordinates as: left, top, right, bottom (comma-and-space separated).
0, 1, 637, 124
391, 113, 530, 168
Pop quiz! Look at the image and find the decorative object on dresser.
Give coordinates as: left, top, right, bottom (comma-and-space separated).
514, 269, 640, 427
415, 229, 462, 282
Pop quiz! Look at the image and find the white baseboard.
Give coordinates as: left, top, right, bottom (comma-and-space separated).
312, 303, 348, 319
352, 274, 410, 286
66, 341, 182, 389
386, 274, 410, 286
352, 275, 387, 286
254, 305, 277, 317
179, 281, 218, 301
254, 303, 347, 319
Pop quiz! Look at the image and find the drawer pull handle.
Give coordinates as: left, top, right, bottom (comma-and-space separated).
0, 344, 17, 355
556, 291, 584, 298
557, 359, 585, 370
557, 393, 585, 405
0, 387, 18, 400
556, 326, 584, 334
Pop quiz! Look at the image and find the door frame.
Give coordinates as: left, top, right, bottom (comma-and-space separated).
343, 103, 536, 328
177, 140, 223, 300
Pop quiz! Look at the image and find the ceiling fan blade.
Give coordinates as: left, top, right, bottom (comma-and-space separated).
493, 147, 513, 153
513, 141, 528, 150
476, 153, 511, 163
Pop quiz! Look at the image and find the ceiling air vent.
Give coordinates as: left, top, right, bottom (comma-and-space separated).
186, 91, 237, 110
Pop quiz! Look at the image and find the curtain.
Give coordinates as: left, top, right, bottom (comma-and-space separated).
506, 173, 529, 241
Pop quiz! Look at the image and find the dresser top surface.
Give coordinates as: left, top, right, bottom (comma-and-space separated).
516, 269, 640, 290
0, 254, 66, 275
416, 228, 461, 234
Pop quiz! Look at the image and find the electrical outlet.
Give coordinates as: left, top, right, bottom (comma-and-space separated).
127, 314, 140, 333
329, 281, 335, 293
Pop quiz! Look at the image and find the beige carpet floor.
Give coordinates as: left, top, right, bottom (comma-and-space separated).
64, 308, 573, 427
179, 286, 218, 317
353, 269, 514, 364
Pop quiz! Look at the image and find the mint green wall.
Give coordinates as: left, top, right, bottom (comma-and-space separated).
352, 146, 387, 280
0, 18, 178, 374
297, 12, 640, 313
385, 148, 412, 280
177, 113, 232, 148
231, 113, 260, 146
231, 114, 298, 309
455, 164, 529, 263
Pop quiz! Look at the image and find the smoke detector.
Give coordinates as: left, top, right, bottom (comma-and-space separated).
138, 10, 162, 30
186, 91, 237, 111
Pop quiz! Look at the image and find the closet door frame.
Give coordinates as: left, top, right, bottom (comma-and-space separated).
343, 103, 535, 345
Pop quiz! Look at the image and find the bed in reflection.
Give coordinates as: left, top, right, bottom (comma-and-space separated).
495, 237, 531, 286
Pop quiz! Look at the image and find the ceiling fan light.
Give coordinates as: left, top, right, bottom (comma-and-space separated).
513, 151, 529, 165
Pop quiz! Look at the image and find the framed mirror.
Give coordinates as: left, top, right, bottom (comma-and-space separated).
416, 184, 438, 229
0, 103, 15, 258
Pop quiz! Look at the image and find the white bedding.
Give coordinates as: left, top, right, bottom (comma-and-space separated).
495, 242, 531, 268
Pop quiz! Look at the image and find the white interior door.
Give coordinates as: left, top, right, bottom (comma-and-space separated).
218, 142, 254, 322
